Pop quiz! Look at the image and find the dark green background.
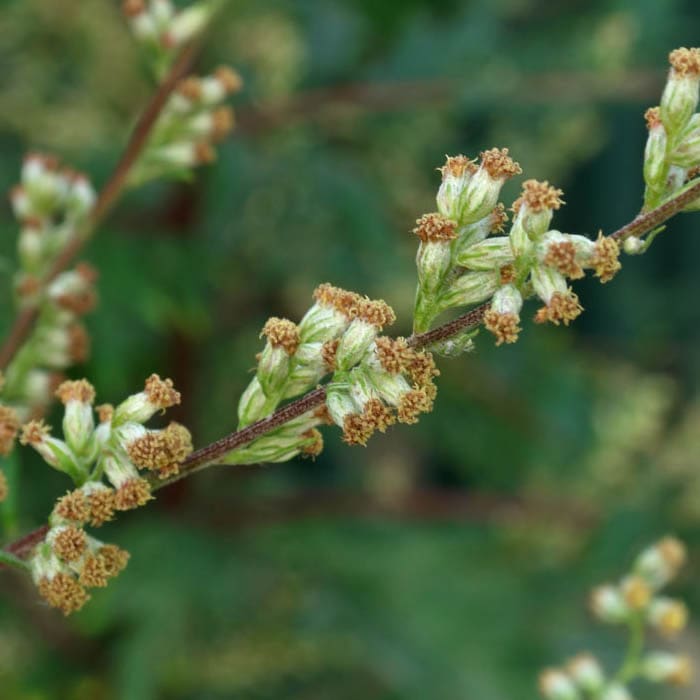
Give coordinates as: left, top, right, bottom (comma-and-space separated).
0, 0, 699, 697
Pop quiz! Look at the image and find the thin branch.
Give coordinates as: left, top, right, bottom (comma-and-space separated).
0, 43, 200, 372
3, 164, 700, 566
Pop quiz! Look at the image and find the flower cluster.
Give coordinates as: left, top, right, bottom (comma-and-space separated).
128, 66, 241, 186
540, 537, 692, 700
122, 0, 221, 75
22, 376, 191, 614
411, 150, 622, 347
1, 155, 99, 429
639, 47, 700, 223
232, 283, 438, 460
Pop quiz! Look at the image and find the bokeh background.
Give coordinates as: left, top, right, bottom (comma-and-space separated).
1, 0, 700, 698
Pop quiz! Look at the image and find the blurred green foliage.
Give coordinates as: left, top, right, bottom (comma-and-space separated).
1, 0, 700, 698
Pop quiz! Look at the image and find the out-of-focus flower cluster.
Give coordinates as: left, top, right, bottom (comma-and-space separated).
122, 0, 222, 76
540, 537, 692, 700
21, 375, 192, 614
233, 283, 439, 461
0, 155, 99, 488
128, 65, 242, 186
411, 148, 623, 349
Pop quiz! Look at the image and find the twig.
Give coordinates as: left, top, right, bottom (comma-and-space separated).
3, 157, 700, 566
0, 43, 200, 372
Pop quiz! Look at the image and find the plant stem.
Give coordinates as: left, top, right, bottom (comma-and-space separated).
3, 151, 700, 567
0, 549, 30, 572
616, 614, 645, 685
0, 42, 200, 373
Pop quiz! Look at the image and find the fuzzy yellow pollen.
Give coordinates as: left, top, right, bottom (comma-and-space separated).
211, 107, 235, 141
439, 154, 477, 178
300, 428, 324, 457
55, 379, 96, 405
0, 405, 20, 456
479, 147, 522, 180
622, 575, 652, 610
669, 47, 700, 77
262, 317, 300, 356
534, 290, 583, 326
96, 404, 114, 424
144, 374, 181, 409
215, 66, 244, 94
413, 212, 458, 243
544, 241, 585, 279
513, 179, 564, 214
0, 470, 7, 503
321, 338, 339, 372
406, 351, 439, 388
374, 336, 413, 374
127, 423, 192, 473
656, 602, 688, 637
19, 419, 50, 446
484, 310, 521, 346
591, 233, 621, 283
342, 413, 374, 446
490, 203, 508, 233
397, 389, 434, 424
78, 555, 109, 588
54, 289, 97, 316
194, 142, 216, 165
114, 478, 153, 511
38, 573, 90, 615
645, 106, 662, 130
313, 283, 363, 320
54, 490, 89, 524
87, 489, 116, 527
658, 536, 687, 572
52, 526, 88, 562
99, 545, 130, 578
178, 77, 203, 101
668, 656, 694, 686
357, 299, 396, 329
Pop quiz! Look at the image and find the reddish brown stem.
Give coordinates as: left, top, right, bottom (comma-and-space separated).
0, 43, 199, 372
3, 149, 700, 566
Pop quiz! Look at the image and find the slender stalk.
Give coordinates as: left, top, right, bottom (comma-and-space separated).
0, 546, 33, 571
0, 42, 200, 372
615, 614, 646, 685
3, 161, 700, 567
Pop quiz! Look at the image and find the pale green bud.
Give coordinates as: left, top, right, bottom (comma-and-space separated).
326, 383, 355, 427
18, 225, 44, 272
438, 270, 499, 310
660, 60, 700, 134
298, 303, 349, 343
62, 401, 94, 455
416, 240, 453, 294
590, 584, 629, 624
599, 684, 632, 700
283, 342, 326, 398
669, 113, 700, 167
460, 169, 503, 224
65, 175, 96, 221
167, 3, 214, 45
368, 370, 412, 407
531, 265, 567, 305
566, 654, 605, 694
538, 669, 580, 700
640, 652, 693, 686
101, 452, 140, 490
113, 374, 180, 426
634, 536, 686, 589
508, 219, 532, 258
643, 110, 669, 192
436, 155, 475, 220
21, 421, 84, 481
623, 236, 645, 254
335, 319, 377, 371
491, 284, 522, 316
456, 236, 514, 271
257, 343, 291, 396
237, 377, 271, 427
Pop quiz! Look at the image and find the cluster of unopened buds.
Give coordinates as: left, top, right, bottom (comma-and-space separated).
20, 375, 191, 614
129, 65, 242, 186
411, 148, 622, 347
639, 46, 700, 228
122, 0, 221, 72
232, 283, 439, 460
540, 537, 692, 699
1, 154, 99, 425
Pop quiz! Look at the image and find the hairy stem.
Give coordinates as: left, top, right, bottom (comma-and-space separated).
3, 164, 700, 567
0, 42, 200, 372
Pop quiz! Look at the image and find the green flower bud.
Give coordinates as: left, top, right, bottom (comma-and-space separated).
456, 236, 514, 271
437, 271, 499, 311
660, 48, 700, 135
